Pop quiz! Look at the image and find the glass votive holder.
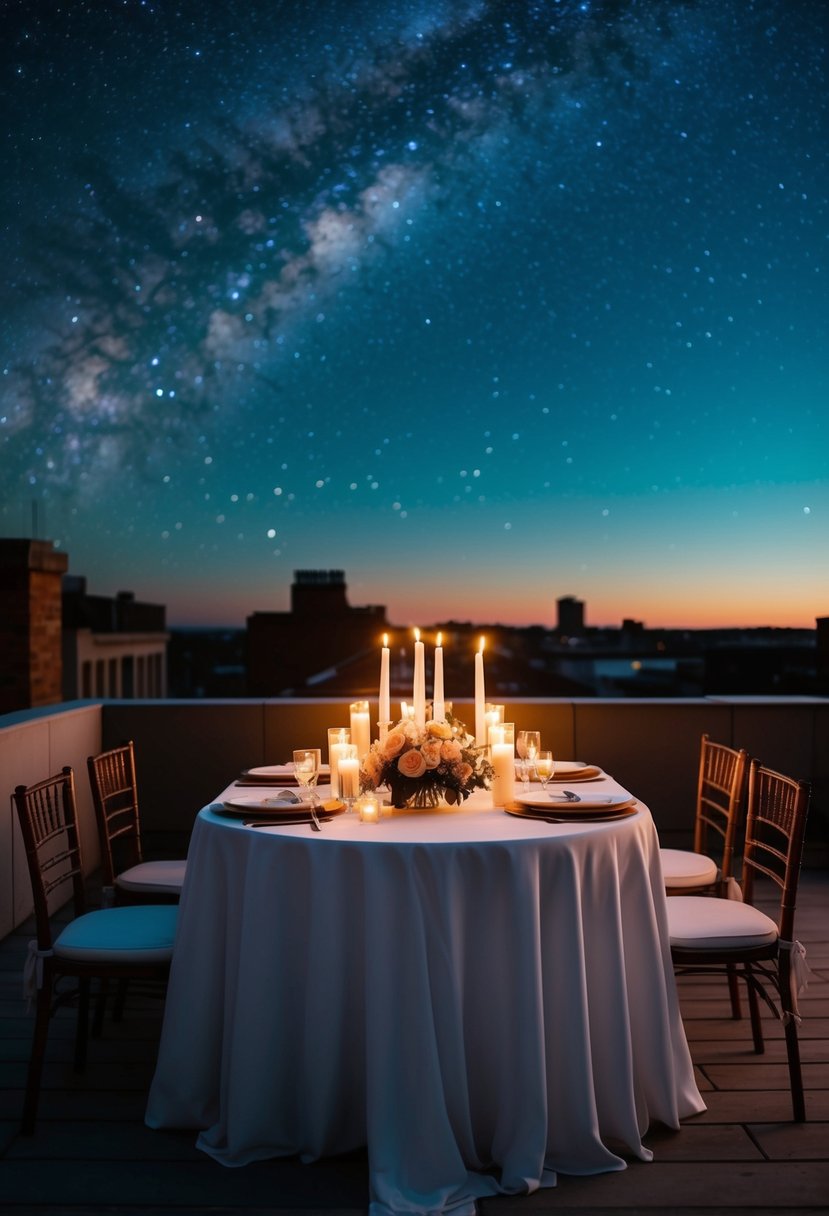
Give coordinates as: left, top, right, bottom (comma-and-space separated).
338, 744, 360, 809
499, 722, 515, 749
356, 793, 381, 824
327, 727, 351, 799
349, 700, 371, 761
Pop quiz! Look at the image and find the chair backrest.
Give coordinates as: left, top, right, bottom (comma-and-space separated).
13, 767, 88, 952
87, 741, 143, 886
694, 734, 749, 879
741, 760, 810, 940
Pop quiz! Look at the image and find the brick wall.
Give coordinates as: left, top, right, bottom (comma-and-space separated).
0, 539, 68, 713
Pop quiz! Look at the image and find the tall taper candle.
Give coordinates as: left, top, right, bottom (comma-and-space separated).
379, 633, 390, 725
413, 628, 426, 728
433, 631, 445, 723
474, 636, 486, 746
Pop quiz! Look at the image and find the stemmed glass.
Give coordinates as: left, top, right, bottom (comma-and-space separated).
293, 749, 320, 805
516, 730, 541, 790
534, 750, 555, 794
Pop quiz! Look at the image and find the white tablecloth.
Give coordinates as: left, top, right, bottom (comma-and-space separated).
146, 775, 705, 1215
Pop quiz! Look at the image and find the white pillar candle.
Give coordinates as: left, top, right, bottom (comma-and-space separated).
379, 634, 391, 725
433, 632, 445, 723
350, 700, 371, 762
474, 636, 486, 746
491, 724, 515, 806
328, 727, 350, 799
413, 629, 426, 728
339, 755, 360, 801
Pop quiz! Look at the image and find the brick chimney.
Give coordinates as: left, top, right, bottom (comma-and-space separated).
0, 539, 69, 713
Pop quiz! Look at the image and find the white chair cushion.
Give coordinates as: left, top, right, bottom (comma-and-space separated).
660, 847, 718, 888
54, 904, 178, 963
117, 859, 187, 895
668, 895, 778, 950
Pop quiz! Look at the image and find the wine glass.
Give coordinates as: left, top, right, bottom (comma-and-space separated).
293, 749, 320, 804
535, 750, 555, 793
516, 730, 541, 789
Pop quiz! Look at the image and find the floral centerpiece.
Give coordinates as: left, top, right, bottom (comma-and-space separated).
360, 713, 493, 808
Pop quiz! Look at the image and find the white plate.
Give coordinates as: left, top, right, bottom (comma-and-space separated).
550, 761, 602, 779
246, 764, 331, 778
221, 795, 315, 816
515, 791, 636, 813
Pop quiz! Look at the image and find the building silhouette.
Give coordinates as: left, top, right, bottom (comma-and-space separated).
556, 595, 585, 638
246, 570, 389, 695
61, 576, 169, 699
0, 538, 169, 712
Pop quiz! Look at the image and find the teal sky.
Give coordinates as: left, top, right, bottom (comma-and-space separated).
1, 0, 826, 630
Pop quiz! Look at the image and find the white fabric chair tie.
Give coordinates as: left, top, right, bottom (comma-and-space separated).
23, 941, 54, 1009
780, 939, 813, 1023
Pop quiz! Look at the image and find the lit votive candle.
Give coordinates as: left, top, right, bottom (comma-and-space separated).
357, 793, 381, 824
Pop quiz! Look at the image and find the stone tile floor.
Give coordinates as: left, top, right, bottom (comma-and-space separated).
0, 871, 826, 1216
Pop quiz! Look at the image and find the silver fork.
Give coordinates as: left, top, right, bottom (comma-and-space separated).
309, 802, 323, 832
549, 789, 581, 802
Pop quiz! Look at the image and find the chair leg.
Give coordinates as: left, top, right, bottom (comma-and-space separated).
21, 976, 53, 1135
74, 977, 91, 1071
783, 1016, 806, 1122
746, 964, 765, 1054
92, 977, 109, 1037
727, 963, 742, 1019
113, 977, 129, 1022
778, 951, 806, 1122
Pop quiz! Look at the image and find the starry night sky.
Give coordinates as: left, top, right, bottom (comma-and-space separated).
1, 0, 826, 630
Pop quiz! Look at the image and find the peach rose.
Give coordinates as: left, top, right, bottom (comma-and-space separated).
361, 751, 385, 786
421, 740, 442, 769
397, 749, 427, 779
440, 739, 462, 763
457, 762, 473, 783
426, 721, 452, 740
383, 728, 407, 758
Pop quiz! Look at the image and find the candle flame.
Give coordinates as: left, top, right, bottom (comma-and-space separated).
479, 636, 486, 654
383, 633, 389, 647
437, 631, 442, 647
414, 627, 421, 642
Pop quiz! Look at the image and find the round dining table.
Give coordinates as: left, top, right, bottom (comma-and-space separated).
145, 775, 705, 1216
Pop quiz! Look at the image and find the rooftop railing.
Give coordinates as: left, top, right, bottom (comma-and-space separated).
2, 695, 827, 938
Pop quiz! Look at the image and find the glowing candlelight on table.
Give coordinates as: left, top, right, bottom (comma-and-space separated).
357, 792, 381, 824
379, 633, 391, 725
474, 636, 486, 746
328, 726, 350, 799
491, 722, 515, 806
350, 700, 371, 762
486, 702, 505, 745
401, 700, 415, 721
433, 631, 445, 723
338, 748, 360, 805
413, 628, 426, 728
